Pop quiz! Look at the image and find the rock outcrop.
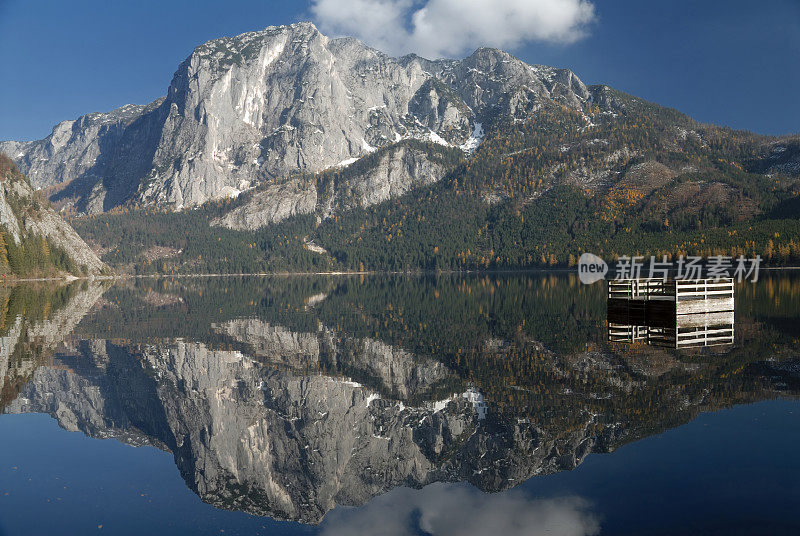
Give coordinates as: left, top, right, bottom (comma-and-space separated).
211, 142, 450, 230
0, 154, 105, 275
332, 143, 447, 211
211, 178, 318, 230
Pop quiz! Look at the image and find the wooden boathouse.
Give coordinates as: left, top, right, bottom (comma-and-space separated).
607, 278, 734, 348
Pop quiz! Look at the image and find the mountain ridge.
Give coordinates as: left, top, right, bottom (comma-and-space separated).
1, 21, 592, 214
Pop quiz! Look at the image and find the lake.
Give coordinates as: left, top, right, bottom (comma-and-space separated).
0, 273, 798, 535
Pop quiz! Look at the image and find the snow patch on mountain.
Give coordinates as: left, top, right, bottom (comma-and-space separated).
460, 122, 484, 153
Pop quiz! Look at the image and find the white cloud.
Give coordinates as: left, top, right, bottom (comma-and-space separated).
320, 482, 601, 536
310, 0, 596, 58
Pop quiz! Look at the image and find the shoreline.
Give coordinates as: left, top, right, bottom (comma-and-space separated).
3, 265, 800, 284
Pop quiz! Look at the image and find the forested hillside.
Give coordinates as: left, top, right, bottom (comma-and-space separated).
71, 89, 800, 274
0, 154, 106, 279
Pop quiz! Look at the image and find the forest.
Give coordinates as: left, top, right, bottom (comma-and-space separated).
71, 180, 800, 275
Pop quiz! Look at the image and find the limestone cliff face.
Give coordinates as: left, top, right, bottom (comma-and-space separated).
210, 178, 318, 230
0, 103, 156, 191
0, 158, 105, 274
432, 47, 590, 114
0, 180, 22, 244
1, 22, 590, 215
211, 143, 448, 230
333, 143, 447, 211
140, 24, 435, 209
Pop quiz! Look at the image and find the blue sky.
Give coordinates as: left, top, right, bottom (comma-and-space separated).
0, 0, 798, 141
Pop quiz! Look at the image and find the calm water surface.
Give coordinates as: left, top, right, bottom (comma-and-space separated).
0, 274, 798, 535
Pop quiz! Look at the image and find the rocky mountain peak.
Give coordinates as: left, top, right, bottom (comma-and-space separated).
1, 22, 592, 214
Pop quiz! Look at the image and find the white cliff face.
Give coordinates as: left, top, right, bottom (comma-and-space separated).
0, 179, 23, 243
432, 48, 590, 115
210, 178, 318, 230
2, 22, 590, 214
0, 104, 152, 191
337, 143, 447, 209
142, 24, 434, 208
0, 167, 105, 273
211, 142, 449, 230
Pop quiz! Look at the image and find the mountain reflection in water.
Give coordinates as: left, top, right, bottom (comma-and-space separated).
0, 274, 799, 532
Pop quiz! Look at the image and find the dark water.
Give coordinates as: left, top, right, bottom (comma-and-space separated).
0, 273, 798, 535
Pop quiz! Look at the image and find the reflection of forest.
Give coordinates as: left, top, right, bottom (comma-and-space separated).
0, 282, 107, 410
2, 274, 799, 523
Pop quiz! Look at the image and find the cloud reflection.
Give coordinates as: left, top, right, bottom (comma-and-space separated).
321, 482, 600, 536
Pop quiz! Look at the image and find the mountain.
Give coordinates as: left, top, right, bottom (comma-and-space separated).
4, 22, 800, 273
0, 154, 105, 277
0, 22, 589, 214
